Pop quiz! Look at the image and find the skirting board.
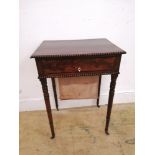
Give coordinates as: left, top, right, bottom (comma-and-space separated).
19, 91, 134, 111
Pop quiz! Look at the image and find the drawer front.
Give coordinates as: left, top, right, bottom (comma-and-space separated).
36, 56, 121, 76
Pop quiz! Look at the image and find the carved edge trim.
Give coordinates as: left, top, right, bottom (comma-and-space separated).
31, 51, 126, 58
38, 72, 120, 79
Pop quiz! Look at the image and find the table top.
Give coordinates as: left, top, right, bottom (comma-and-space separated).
31, 38, 126, 58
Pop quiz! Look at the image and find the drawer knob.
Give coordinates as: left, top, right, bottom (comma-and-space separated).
78, 67, 81, 72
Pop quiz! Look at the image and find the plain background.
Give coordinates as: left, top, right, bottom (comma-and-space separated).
19, 0, 134, 111
0, 0, 155, 155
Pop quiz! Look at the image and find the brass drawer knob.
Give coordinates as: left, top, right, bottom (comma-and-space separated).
78, 67, 81, 72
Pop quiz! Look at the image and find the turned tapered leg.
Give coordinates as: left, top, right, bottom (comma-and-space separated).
97, 75, 102, 108
39, 78, 55, 139
51, 78, 59, 111
105, 74, 118, 135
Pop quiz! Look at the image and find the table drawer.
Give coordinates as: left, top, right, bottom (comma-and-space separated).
36, 56, 121, 76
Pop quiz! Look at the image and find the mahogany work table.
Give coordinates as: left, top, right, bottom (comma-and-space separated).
31, 38, 126, 139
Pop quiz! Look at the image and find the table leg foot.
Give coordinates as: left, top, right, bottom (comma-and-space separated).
105, 129, 110, 135
97, 104, 100, 108
51, 134, 55, 139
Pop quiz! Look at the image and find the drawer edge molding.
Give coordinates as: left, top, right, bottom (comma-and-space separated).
38, 72, 120, 79
31, 52, 126, 59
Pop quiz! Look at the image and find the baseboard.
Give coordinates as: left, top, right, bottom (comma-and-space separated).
19, 91, 134, 111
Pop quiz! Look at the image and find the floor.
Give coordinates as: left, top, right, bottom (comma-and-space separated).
19, 103, 134, 155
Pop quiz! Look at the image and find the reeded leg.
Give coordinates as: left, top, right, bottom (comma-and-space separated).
97, 75, 102, 108
105, 74, 118, 135
39, 78, 55, 139
51, 78, 59, 111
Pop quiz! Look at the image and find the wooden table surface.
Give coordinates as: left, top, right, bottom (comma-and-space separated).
31, 38, 125, 58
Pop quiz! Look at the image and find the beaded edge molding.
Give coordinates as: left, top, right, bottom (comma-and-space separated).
31, 51, 126, 58
38, 72, 120, 79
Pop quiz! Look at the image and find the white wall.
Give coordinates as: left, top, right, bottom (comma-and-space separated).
19, 0, 134, 111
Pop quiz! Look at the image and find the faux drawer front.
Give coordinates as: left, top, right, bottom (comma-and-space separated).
37, 56, 120, 76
